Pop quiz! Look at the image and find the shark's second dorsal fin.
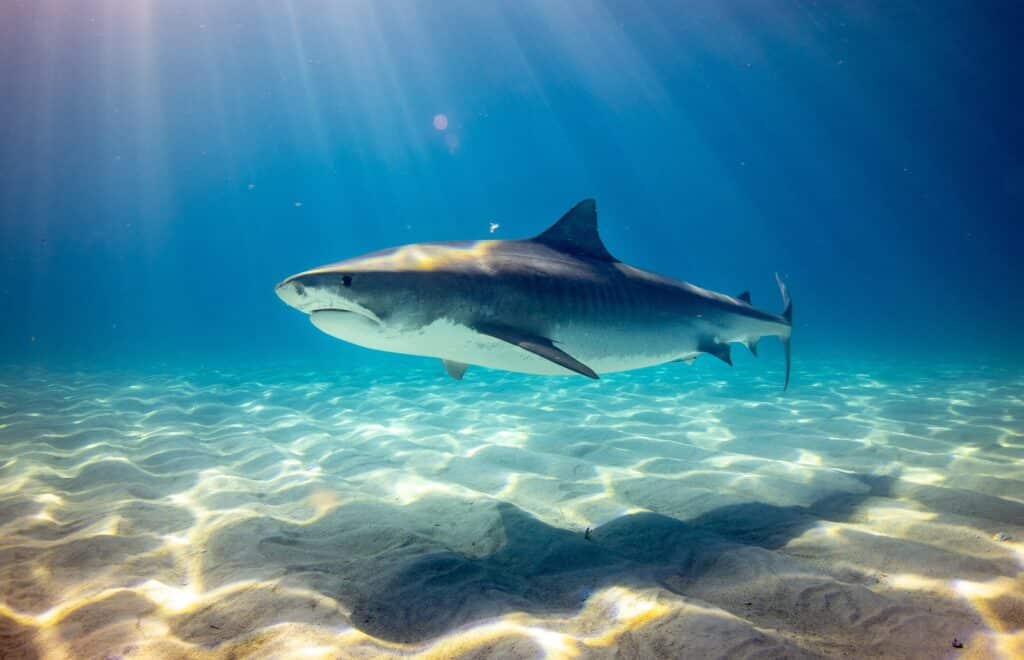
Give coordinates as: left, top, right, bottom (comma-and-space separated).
533, 199, 616, 262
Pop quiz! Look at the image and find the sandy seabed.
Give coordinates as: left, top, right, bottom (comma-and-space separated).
0, 360, 1021, 659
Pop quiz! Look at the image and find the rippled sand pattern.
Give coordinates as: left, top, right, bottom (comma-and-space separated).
1, 362, 1022, 659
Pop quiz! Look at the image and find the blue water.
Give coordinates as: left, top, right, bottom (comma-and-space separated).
1, 3, 1023, 658
1, 1, 1021, 369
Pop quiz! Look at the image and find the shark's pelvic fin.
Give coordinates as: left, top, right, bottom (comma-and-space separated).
745, 338, 759, 357
442, 359, 469, 380
775, 273, 793, 390
699, 339, 733, 366
533, 199, 617, 262
474, 322, 599, 379
736, 291, 752, 304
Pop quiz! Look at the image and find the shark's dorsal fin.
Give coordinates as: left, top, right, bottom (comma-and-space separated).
736, 291, 752, 304
533, 199, 616, 262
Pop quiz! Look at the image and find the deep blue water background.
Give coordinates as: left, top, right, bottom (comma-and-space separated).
1, 1, 1021, 374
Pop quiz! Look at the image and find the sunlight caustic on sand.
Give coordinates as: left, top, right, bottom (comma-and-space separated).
0, 363, 1021, 657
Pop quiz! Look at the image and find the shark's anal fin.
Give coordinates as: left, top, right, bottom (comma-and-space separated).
442, 359, 469, 380
474, 323, 599, 379
698, 338, 733, 366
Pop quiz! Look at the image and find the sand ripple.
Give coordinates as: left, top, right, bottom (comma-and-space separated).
0, 362, 1022, 658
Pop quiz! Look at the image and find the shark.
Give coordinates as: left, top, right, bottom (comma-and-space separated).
275, 199, 793, 387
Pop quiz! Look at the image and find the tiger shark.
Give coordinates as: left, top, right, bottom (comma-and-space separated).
275, 199, 793, 387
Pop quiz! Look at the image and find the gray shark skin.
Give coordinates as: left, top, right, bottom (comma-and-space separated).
276, 200, 793, 387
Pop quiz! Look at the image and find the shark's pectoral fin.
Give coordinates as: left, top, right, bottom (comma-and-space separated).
699, 338, 733, 366
442, 359, 469, 380
473, 323, 599, 379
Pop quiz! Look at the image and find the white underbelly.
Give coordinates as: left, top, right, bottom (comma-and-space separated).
310, 313, 682, 376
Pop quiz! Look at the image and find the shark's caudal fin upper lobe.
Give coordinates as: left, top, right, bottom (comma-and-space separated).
776, 273, 793, 390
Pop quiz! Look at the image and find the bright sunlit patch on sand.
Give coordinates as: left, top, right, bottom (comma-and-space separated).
391, 474, 462, 504
954, 574, 1024, 650
954, 577, 1009, 600
161, 533, 191, 546
889, 573, 955, 595
864, 505, 937, 524
307, 488, 343, 516
408, 588, 674, 659
583, 588, 672, 648
607, 587, 666, 623
138, 580, 201, 613
490, 428, 530, 446
796, 449, 823, 466
169, 491, 192, 505
900, 466, 947, 485
526, 627, 578, 657
494, 472, 523, 500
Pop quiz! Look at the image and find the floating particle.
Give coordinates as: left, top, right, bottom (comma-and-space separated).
294, 201, 303, 208
489, 222, 500, 234
248, 183, 256, 190
433, 114, 448, 131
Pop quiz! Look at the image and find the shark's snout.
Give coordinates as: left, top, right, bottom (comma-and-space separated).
275, 279, 307, 310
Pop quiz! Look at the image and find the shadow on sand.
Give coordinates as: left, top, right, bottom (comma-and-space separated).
187, 475, 900, 644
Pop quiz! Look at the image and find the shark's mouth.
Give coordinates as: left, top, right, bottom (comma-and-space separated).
310, 307, 383, 325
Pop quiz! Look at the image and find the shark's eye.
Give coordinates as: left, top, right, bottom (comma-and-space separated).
341, 275, 353, 288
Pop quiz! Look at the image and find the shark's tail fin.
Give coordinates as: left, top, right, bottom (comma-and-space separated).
775, 273, 793, 390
